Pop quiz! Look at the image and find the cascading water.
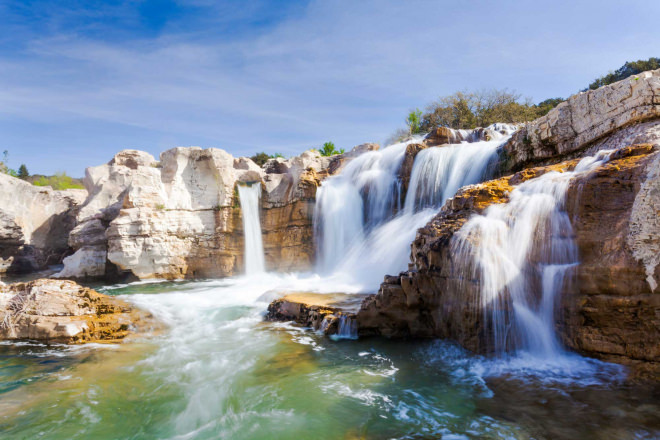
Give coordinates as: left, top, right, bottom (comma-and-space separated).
314, 125, 517, 289
403, 125, 516, 213
238, 183, 265, 274
451, 150, 615, 357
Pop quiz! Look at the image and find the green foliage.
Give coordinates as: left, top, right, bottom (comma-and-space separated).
17, 164, 29, 179
587, 57, 660, 90
250, 152, 285, 167
155, 203, 166, 210
319, 142, 344, 157
32, 172, 85, 190
406, 108, 423, 134
419, 89, 557, 131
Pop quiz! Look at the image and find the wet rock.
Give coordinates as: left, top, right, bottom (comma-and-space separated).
0, 279, 154, 343
357, 144, 660, 376
266, 292, 366, 337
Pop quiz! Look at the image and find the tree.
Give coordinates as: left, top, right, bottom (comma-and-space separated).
17, 164, 29, 179
587, 57, 660, 90
406, 108, 423, 134
319, 142, 345, 157
250, 152, 285, 167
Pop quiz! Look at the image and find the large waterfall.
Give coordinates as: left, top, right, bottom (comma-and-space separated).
452, 150, 615, 357
314, 125, 516, 289
238, 183, 265, 274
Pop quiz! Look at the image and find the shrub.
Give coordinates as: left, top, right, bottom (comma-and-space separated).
406, 109, 423, 134
587, 57, 660, 90
319, 142, 345, 157
32, 172, 85, 190
250, 152, 285, 166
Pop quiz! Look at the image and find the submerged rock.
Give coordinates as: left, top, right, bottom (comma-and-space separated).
0, 279, 153, 343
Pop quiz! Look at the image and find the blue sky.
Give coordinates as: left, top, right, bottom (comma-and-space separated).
1, 0, 659, 176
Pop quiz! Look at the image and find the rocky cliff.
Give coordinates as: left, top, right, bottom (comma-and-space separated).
357, 70, 660, 376
0, 174, 86, 274
56, 144, 377, 280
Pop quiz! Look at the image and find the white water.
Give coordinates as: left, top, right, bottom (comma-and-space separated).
238, 184, 265, 274
404, 126, 515, 213
314, 126, 516, 289
451, 150, 614, 356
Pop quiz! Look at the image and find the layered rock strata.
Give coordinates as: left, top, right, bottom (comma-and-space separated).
0, 279, 153, 343
357, 144, 660, 375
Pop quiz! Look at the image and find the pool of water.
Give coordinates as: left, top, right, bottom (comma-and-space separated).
1, 276, 658, 439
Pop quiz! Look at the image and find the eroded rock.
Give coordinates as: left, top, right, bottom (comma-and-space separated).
0, 279, 154, 343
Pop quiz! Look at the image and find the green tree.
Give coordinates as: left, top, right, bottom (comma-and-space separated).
250, 152, 286, 166
406, 108, 423, 134
17, 164, 29, 179
587, 57, 660, 90
319, 142, 345, 157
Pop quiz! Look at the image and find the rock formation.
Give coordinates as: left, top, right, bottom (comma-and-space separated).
266, 292, 365, 337
0, 174, 86, 274
57, 144, 377, 280
355, 71, 660, 376
0, 279, 153, 343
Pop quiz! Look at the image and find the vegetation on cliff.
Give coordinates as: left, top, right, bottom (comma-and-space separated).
387, 57, 658, 144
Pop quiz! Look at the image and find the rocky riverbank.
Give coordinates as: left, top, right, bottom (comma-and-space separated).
0, 279, 155, 343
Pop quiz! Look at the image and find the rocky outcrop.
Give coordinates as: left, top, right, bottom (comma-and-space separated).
266, 292, 365, 337
0, 174, 86, 274
0, 279, 153, 343
58, 144, 377, 280
499, 68, 660, 172
357, 144, 660, 374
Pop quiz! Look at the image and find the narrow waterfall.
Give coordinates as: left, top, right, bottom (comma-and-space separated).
451, 150, 614, 357
314, 125, 516, 288
238, 183, 265, 274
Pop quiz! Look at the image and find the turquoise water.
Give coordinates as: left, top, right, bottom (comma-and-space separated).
0, 276, 658, 439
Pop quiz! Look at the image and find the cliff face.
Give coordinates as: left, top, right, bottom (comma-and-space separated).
358, 145, 659, 371
498, 68, 660, 172
0, 174, 86, 274
56, 144, 377, 280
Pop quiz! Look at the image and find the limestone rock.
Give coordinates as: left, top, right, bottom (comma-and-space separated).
59, 143, 376, 280
0, 279, 153, 343
0, 173, 86, 274
357, 144, 660, 376
500, 69, 660, 172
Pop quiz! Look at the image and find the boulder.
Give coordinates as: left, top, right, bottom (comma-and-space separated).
0, 279, 153, 343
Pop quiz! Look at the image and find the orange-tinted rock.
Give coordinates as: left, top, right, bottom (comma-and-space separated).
0, 279, 155, 343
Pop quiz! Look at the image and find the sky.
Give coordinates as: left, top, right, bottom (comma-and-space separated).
1, 0, 659, 176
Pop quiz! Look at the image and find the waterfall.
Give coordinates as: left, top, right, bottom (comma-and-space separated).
238, 183, 265, 274
451, 150, 614, 357
314, 125, 516, 289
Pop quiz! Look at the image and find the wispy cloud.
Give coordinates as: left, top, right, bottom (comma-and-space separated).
1, 0, 659, 175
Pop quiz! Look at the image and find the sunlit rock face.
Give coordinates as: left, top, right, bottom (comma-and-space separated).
499, 68, 660, 172
57, 144, 377, 280
0, 173, 86, 274
358, 144, 660, 375
0, 279, 152, 343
